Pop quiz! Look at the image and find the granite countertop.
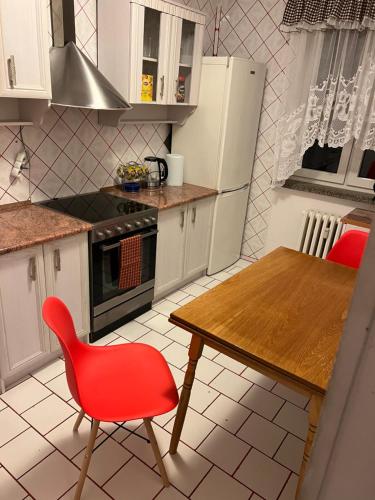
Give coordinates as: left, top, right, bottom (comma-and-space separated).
0, 202, 92, 256
103, 183, 218, 210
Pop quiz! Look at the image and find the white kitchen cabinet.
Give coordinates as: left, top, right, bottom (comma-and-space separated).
98, 0, 204, 110
0, 0, 51, 98
0, 245, 48, 386
184, 198, 213, 280
155, 205, 186, 297
155, 197, 214, 298
44, 234, 90, 351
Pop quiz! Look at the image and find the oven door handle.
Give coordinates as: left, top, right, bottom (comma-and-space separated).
99, 229, 158, 252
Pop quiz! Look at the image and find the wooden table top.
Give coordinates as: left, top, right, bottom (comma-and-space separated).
170, 247, 357, 395
342, 208, 375, 229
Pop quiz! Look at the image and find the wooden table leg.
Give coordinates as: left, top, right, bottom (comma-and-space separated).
169, 334, 203, 454
296, 394, 323, 498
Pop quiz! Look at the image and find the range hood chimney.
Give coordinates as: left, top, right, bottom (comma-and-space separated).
49, 0, 131, 111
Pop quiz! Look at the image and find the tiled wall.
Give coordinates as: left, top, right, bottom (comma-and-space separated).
0, 0, 217, 205
215, 0, 292, 259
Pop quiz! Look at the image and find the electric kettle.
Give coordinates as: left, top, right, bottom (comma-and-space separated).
144, 156, 169, 189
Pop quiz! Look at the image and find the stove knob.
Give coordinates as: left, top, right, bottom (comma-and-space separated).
150, 216, 156, 223
135, 221, 142, 227
104, 229, 113, 237
125, 223, 133, 231
96, 231, 105, 240
115, 226, 123, 233
143, 218, 151, 225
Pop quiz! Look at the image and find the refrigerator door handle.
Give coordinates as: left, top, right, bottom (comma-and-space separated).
221, 183, 250, 194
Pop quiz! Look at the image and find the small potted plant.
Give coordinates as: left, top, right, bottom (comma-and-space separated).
116, 162, 149, 192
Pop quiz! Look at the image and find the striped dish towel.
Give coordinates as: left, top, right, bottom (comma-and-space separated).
118, 235, 142, 290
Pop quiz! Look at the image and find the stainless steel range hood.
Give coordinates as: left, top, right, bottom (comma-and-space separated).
50, 0, 131, 111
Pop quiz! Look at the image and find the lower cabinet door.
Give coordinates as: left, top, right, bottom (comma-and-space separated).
44, 234, 90, 350
0, 245, 48, 379
155, 205, 187, 298
184, 198, 214, 280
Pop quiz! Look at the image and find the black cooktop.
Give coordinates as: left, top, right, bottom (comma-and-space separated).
39, 192, 151, 224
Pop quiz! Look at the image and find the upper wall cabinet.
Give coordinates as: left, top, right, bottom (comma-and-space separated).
98, 0, 205, 122
0, 0, 51, 99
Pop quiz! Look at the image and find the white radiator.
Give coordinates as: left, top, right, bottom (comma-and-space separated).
298, 210, 343, 258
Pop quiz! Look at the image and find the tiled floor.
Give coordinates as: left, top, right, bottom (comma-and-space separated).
0, 259, 309, 500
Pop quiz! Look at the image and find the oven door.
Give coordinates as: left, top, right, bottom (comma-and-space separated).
91, 226, 157, 316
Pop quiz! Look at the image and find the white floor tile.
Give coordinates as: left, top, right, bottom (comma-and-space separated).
189, 380, 219, 413
194, 357, 224, 384
272, 383, 309, 409
22, 394, 75, 435
178, 295, 196, 305
278, 473, 298, 500
165, 326, 192, 347
137, 330, 173, 350
1, 377, 51, 414
153, 406, 177, 427
240, 385, 284, 420
235, 449, 289, 500
274, 403, 309, 440
46, 414, 102, 459
0, 428, 53, 478
104, 457, 163, 500
46, 373, 71, 401
241, 366, 276, 390
73, 437, 132, 485
236, 259, 252, 268
191, 466, 250, 500
115, 320, 150, 340
155, 485, 188, 499
202, 344, 218, 360
107, 336, 130, 346
197, 426, 250, 474
32, 358, 66, 384
204, 279, 221, 289
99, 421, 130, 443
237, 413, 287, 457
274, 433, 305, 474
168, 365, 186, 389
209, 271, 232, 281
153, 299, 180, 316
165, 408, 215, 449
135, 309, 158, 323
203, 394, 251, 433
144, 314, 175, 334
123, 422, 171, 466
20, 451, 79, 500
161, 441, 212, 496
92, 332, 119, 345
0, 407, 29, 446
213, 353, 246, 374
227, 266, 242, 275
183, 283, 207, 297
0, 468, 27, 500
0, 399, 6, 411
162, 342, 189, 369
61, 478, 112, 499
210, 369, 253, 401
166, 290, 189, 304
194, 275, 214, 287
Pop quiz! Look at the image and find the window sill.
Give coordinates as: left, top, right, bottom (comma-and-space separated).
283, 178, 375, 206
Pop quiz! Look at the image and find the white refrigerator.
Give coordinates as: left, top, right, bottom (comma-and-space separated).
172, 57, 265, 274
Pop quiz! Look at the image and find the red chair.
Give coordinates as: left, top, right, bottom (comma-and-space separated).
326, 229, 368, 269
42, 297, 178, 500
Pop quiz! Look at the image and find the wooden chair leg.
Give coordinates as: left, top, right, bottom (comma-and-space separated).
73, 409, 85, 432
74, 419, 100, 500
144, 418, 169, 487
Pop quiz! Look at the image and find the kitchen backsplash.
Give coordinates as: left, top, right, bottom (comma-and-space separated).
0, 0, 217, 205
215, 0, 292, 259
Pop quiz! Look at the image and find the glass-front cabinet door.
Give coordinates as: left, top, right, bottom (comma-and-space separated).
168, 17, 204, 105
129, 4, 171, 104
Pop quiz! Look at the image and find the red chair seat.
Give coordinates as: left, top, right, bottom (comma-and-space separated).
326, 229, 368, 269
73, 342, 178, 422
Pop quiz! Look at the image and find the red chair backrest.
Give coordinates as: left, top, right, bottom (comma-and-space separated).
42, 297, 82, 406
326, 230, 368, 269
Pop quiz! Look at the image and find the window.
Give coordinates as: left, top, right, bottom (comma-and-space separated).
293, 140, 375, 193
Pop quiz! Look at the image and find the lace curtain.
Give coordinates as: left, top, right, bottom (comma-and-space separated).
273, 29, 375, 186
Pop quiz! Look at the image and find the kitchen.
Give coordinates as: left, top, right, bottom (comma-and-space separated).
0, 0, 374, 499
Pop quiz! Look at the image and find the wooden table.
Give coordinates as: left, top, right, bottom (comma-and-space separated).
342, 207, 375, 229
168, 247, 356, 497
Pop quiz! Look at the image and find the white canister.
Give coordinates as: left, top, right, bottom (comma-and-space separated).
166, 154, 184, 186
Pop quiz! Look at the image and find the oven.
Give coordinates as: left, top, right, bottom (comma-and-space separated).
90, 223, 157, 341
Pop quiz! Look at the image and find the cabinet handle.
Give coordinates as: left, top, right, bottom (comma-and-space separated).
54, 249, 61, 271
180, 210, 185, 229
7, 55, 16, 88
192, 207, 197, 223
29, 257, 36, 281
160, 75, 165, 99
